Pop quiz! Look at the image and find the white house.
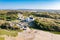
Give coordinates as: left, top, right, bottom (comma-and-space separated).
26, 16, 34, 22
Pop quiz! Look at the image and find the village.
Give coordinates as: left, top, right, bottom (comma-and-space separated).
7, 12, 35, 30
0, 10, 60, 40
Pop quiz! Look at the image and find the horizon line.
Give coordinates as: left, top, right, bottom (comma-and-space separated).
0, 9, 60, 10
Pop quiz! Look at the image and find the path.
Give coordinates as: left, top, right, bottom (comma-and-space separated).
1, 29, 60, 40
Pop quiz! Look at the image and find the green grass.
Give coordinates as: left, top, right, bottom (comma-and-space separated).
50, 31, 60, 34
0, 37, 4, 40
0, 29, 18, 37
43, 30, 60, 34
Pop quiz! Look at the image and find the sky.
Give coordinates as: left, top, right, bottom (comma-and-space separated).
0, 0, 60, 9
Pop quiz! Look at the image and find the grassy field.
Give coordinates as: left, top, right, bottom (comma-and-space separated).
0, 37, 4, 40
0, 29, 18, 37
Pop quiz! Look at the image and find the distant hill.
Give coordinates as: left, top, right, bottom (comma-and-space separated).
0, 9, 60, 14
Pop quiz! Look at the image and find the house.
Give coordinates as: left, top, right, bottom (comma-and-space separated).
26, 16, 34, 22
18, 12, 24, 20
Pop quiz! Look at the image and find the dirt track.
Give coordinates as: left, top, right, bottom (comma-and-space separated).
1, 29, 60, 40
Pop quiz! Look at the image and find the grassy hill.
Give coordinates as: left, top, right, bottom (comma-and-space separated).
0, 10, 60, 32
28, 12, 60, 32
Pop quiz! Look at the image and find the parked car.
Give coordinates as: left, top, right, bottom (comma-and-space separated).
23, 26, 27, 30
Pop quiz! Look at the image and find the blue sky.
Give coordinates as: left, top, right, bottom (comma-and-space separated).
0, 0, 60, 9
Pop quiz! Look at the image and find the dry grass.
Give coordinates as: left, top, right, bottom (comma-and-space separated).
0, 37, 4, 40
0, 29, 18, 37
0, 20, 6, 26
